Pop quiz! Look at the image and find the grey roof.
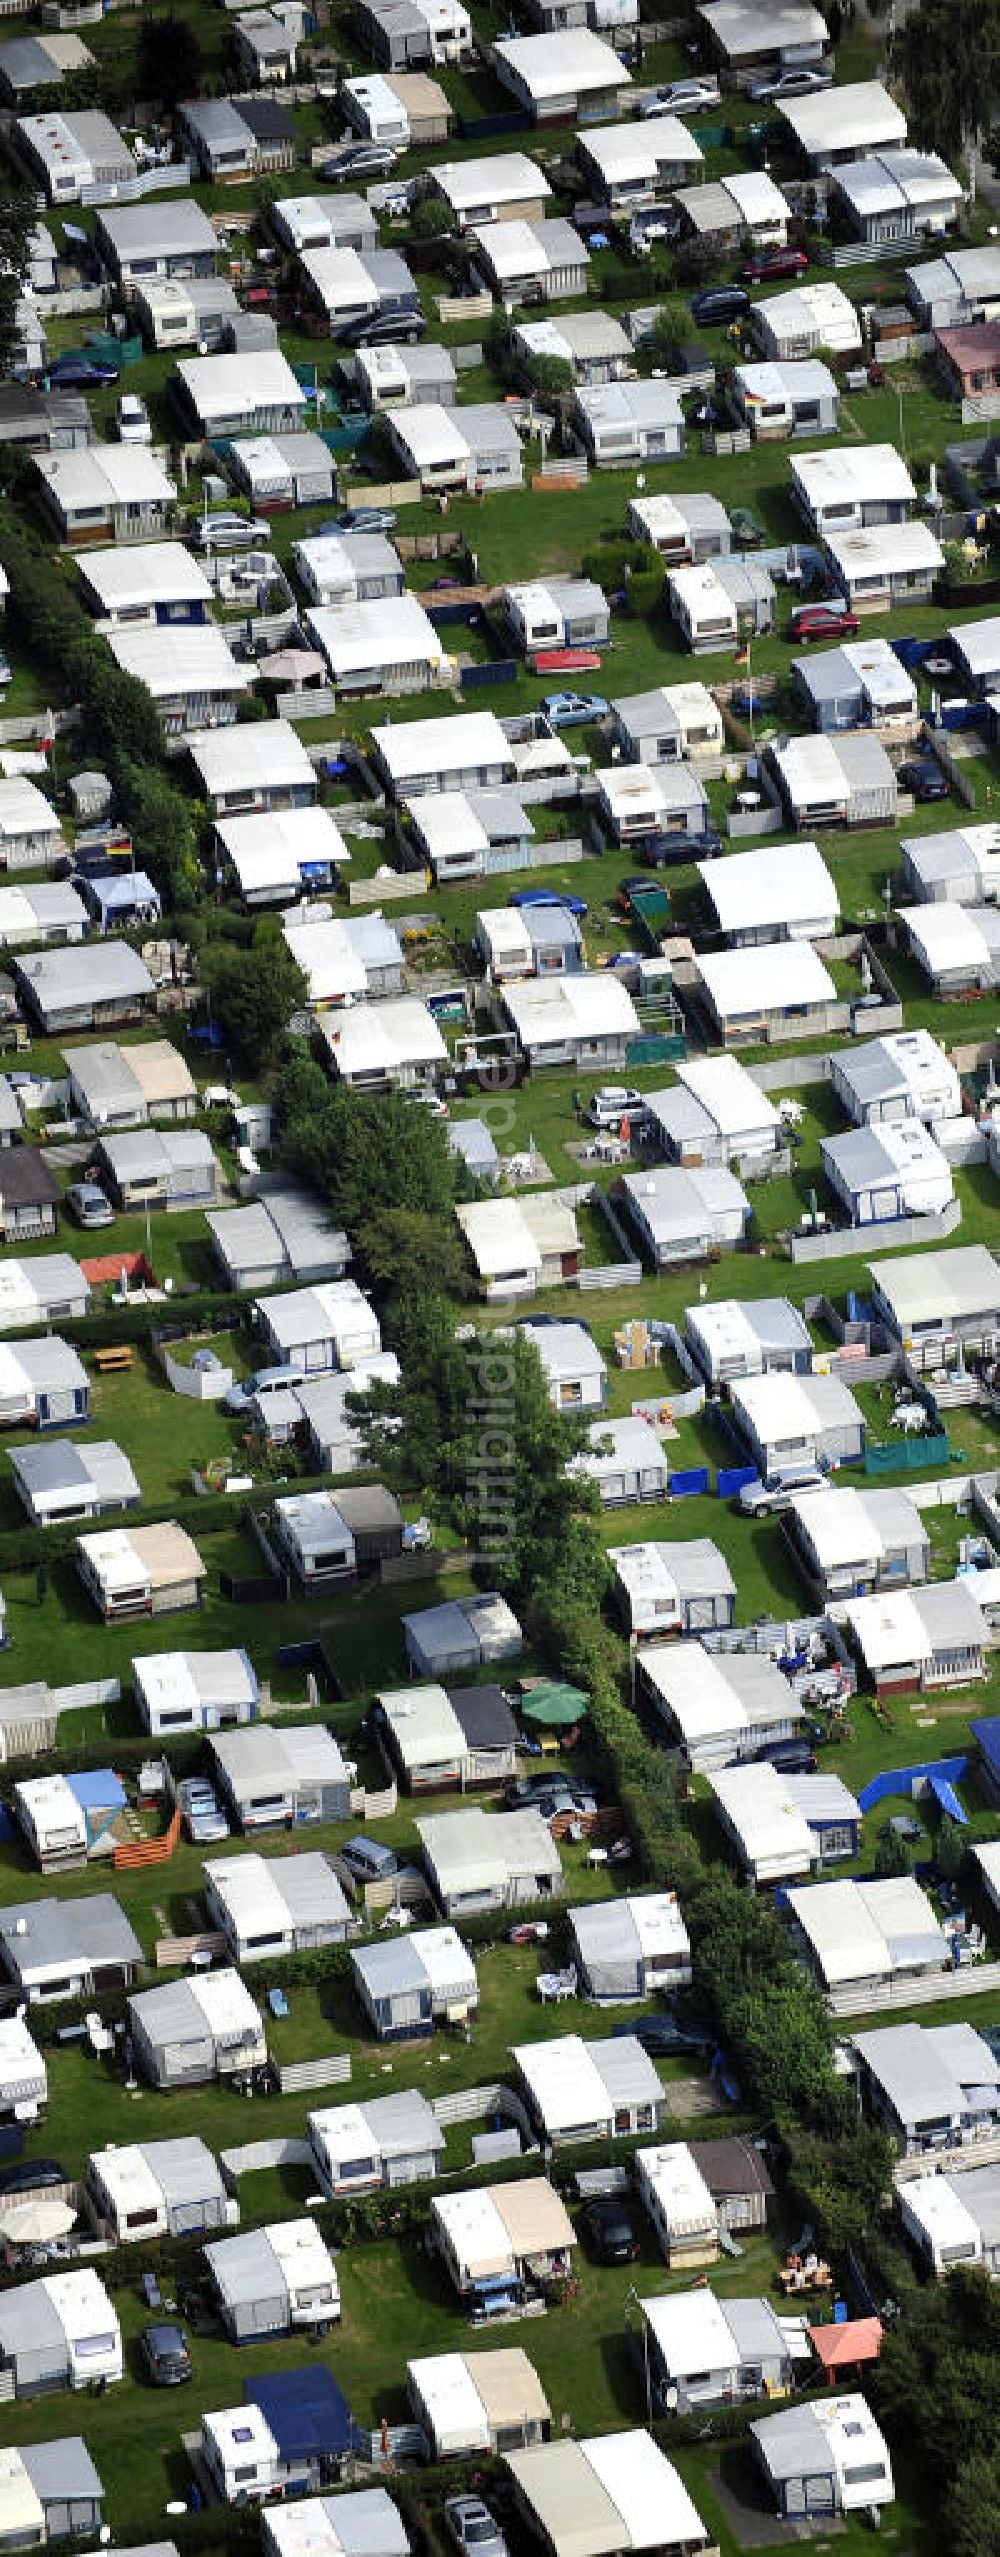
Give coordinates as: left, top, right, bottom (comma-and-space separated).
520, 1318, 604, 1385
271, 1851, 352, 1929
725, 2296, 789, 2363
10, 1436, 137, 1503
614, 688, 684, 740
569, 1899, 640, 1967
785, 1772, 862, 1826
183, 96, 256, 148
0, 37, 64, 88
0, 2281, 64, 2358
0, 1892, 142, 1974
852, 2021, 1000, 2127
751, 2404, 830, 2484
22, 2441, 103, 2505
129, 1978, 219, 2047
592, 2034, 663, 2109
97, 200, 218, 260
205, 2225, 283, 2308
101, 1129, 214, 1183
447, 1117, 499, 1176
694, 2135, 774, 2202
18, 944, 153, 1012
136, 2137, 226, 2208
943, 2161, 1000, 2247
329, 1484, 401, 1536
353, 1936, 432, 2000
311, 2492, 410, 2557
360, 2088, 446, 2157
0, 1148, 60, 1208
667, 1538, 737, 1602
447, 1685, 518, 1750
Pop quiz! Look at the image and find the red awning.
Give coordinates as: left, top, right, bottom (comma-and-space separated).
808, 2316, 883, 2378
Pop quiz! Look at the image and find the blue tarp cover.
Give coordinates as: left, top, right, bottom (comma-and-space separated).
248, 2366, 359, 2458
972, 1718, 1000, 1782
928, 1772, 968, 1826
67, 1767, 126, 1812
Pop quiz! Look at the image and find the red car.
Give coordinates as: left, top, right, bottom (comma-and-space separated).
741, 247, 809, 283
790, 603, 861, 642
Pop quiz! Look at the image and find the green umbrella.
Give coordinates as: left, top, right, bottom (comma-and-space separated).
520, 1683, 589, 1728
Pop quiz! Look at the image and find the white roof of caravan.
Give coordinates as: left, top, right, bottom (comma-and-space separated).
283, 911, 402, 1003
836, 147, 960, 216
778, 77, 906, 153
792, 443, 916, 508
869, 1241, 1000, 1325
757, 280, 860, 351
90, 2143, 163, 2221
511, 2034, 612, 2134
220, 805, 349, 892
306, 594, 444, 680
902, 901, 997, 974
36, 443, 176, 512
637, 2288, 738, 2382
637, 2141, 716, 2234
408, 2353, 491, 2452
107, 625, 250, 701
457, 1197, 543, 1281
950, 615, 1000, 673
698, 941, 836, 1018
79, 543, 213, 613
492, 30, 632, 97
188, 719, 314, 796
323, 997, 447, 1077
787, 1875, 946, 1986
503, 971, 639, 1043
176, 350, 306, 426
432, 151, 551, 208
374, 710, 510, 786
701, 839, 835, 935
824, 521, 944, 576
733, 1368, 861, 1438
433, 2187, 514, 2280
377, 1682, 465, 1772
723, 168, 791, 223
0, 2454, 44, 2544
581, 116, 702, 177
670, 1054, 782, 1138
639, 1639, 800, 1745
900, 2174, 981, 2255
581, 2431, 707, 2552
698, 0, 827, 53
710, 1763, 817, 1869
0, 777, 62, 842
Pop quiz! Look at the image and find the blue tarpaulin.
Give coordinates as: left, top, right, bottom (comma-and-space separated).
972, 1719, 1000, 1787
248, 2367, 360, 2459
928, 1772, 968, 1826
66, 1768, 126, 1813
717, 1465, 758, 1499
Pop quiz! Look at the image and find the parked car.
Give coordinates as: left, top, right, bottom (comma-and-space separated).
176, 1779, 228, 1845
644, 74, 720, 114
738, 1469, 829, 1516
321, 143, 399, 181
642, 827, 722, 866
790, 602, 861, 642
730, 506, 766, 550
0, 2158, 65, 2196
224, 1364, 306, 1415
611, 2012, 715, 2059
741, 246, 810, 283
748, 63, 833, 98
333, 506, 397, 534
580, 2195, 640, 2263
49, 355, 118, 387
338, 306, 426, 348
65, 1182, 114, 1229
690, 285, 751, 326
509, 888, 588, 917
339, 1835, 410, 1887
114, 392, 152, 444
749, 1737, 819, 1774
528, 1784, 598, 1823
588, 1085, 645, 1127
139, 2324, 192, 2388
444, 2499, 508, 2557
539, 691, 610, 727
899, 754, 949, 803
193, 513, 270, 552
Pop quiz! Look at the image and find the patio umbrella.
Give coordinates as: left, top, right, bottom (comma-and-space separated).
520, 1682, 589, 1729
257, 648, 326, 684
0, 2197, 77, 2243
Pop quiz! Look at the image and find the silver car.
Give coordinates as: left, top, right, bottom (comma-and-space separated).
444, 2500, 508, 2557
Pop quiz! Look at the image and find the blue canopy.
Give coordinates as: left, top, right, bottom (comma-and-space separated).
928, 1772, 968, 1826
67, 1768, 127, 1812
972, 1718, 1000, 1785
248, 2367, 359, 2459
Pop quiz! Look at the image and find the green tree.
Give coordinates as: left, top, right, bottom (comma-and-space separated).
202, 930, 307, 1067
409, 195, 453, 240
273, 1055, 461, 1231
891, 0, 1000, 160
137, 10, 204, 109
0, 186, 40, 375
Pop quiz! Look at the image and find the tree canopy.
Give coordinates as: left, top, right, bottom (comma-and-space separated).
0, 187, 40, 376
201, 931, 307, 1069
137, 11, 204, 109
891, 0, 1000, 160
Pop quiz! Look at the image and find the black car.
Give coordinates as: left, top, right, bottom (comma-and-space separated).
49, 357, 119, 387
612, 2014, 715, 2059
338, 306, 426, 349
581, 2195, 640, 2264
690, 285, 751, 326
899, 755, 949, 804
749, 1737, 818, 1774
0, 2157, 65, 2196
139, 2322, 192, 2386
642, 828, 723, 867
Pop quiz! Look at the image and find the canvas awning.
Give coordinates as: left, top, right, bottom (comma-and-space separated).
520, 1683, 589, 1728
466, 2348, 550, 2434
